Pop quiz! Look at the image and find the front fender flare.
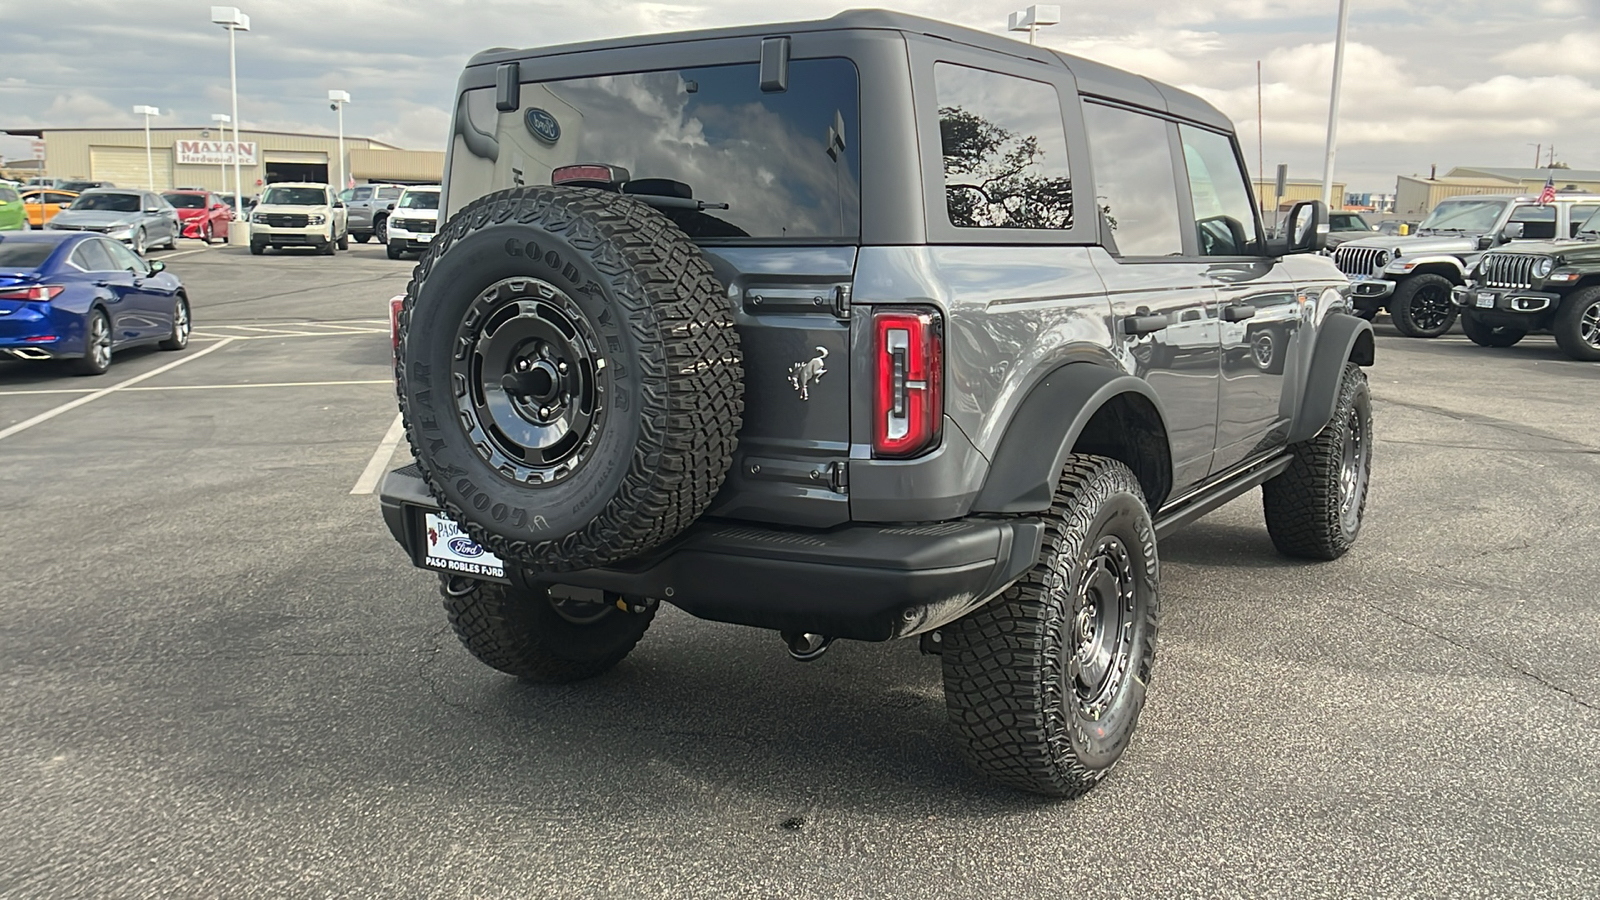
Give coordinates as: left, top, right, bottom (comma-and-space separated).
1287, 313, 1375, 444
971, 362, 1170, 513
1388, 256, 1467, 281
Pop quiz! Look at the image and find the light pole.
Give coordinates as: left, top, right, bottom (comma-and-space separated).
328, 90, 350, 191
211, 113, 232, 202
1319, 0, 1351, 208
1007, 5, 1060, 44
211, 6, 250, 231
133, 106, 159, 190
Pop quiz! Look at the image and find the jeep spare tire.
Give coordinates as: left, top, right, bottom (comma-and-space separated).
397, 186, 743, 572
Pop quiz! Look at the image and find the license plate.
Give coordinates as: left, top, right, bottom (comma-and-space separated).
420, 511, 505, 579
1476, 292, 1496, 309
416, 233, 433, 243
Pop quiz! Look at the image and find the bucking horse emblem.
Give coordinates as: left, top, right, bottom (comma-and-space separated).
787, 346, 828, 401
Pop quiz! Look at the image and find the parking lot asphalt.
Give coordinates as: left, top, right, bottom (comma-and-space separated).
1, 241, 1596, 899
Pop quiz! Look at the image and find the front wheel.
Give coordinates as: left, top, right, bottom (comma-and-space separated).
202, 223, 213, 245
131, 228, 147, 257
1389, 274, 1458, 338
338, 230, 349, 251
1262, 363, 1372, 559
249, 240, 265, 256
1460, 313, 1527, 348
374, 216, 388, 243
941, 455, 1159, 798
441, 577, 655, 682
1553, 286, 1600, 362
386, 240, 403, 260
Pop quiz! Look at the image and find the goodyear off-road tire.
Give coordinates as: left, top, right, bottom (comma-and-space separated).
1460, 312, 1526, 348
397, 186, 743, 572
941, 455, 1159, 798
440, 576, 655, 682
1262, 363, 1372, 559
1553, 286, 1600, 362
1389, 274, 1457, 338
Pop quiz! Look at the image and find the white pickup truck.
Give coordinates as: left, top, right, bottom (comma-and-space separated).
248, 183, 349, 256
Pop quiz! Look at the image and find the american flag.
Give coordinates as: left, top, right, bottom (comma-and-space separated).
1539, 175, 1556, 205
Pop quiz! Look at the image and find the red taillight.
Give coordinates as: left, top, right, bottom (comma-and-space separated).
872, 308, 942, 459
551, 164, 631, 186
389, 295, 405, 357
0, 285, 64, 302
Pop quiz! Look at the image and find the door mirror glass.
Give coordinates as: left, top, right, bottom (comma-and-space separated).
144, 207, 160, 213
147, 260, 166, 274
1501, 221, 1525, 241
1269, 200, 1326, 255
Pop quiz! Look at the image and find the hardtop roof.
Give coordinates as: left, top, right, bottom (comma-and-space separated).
466, 8, 1230, 130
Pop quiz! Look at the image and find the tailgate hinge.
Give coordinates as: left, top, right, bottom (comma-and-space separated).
829, 460, 849, 493
832, 284, 852, 320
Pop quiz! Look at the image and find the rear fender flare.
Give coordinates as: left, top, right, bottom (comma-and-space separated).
971, 362, 1172, 513
1287, 313, 1375, 444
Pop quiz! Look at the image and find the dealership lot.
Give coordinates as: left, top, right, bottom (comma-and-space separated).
1, 245, 1596, 897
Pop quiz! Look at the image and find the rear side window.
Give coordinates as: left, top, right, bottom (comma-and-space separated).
1570, 204, 1600, 237
450, 58, 862, 240
1178, 125, 1260, 256
1083, 103, 1184, 256
1509, 204, 1557, 240
352, 187, 373, 201
377, 186, 404, 201
70, 240, 115, 272
933, 63, 1072, 230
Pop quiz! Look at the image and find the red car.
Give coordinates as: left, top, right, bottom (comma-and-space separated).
160, 190, 231, 244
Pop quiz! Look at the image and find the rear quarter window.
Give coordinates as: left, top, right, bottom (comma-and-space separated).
933, 63, 1073, 230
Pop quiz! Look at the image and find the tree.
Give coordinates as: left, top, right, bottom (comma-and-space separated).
938, 106, 1072, 229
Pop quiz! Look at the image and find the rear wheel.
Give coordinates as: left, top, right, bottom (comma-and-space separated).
440, 576, 655, 682
1553, 287, 1600, 362
941, 455, 1159, 798
1389, 274, 1457, 338
1460, 312, 1527, 348
72, 310, 112, 376
159, 295, 190, 351
1262, 363, 1372, 559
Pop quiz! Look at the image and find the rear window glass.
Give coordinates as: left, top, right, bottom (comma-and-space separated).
0, 241, 55, 269
450, 58, 861, 241
164, 193, 207, 209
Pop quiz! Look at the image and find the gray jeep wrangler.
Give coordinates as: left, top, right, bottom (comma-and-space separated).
1332, 192, 1599, 337
379, 10, 1375, 798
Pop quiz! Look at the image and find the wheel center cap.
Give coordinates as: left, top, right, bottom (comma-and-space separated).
502, 359, 560, 403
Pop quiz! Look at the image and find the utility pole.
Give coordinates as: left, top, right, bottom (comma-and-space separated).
1320, 0, 1351, 208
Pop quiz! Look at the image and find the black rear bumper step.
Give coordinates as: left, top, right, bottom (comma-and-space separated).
379, 466, 1043, 642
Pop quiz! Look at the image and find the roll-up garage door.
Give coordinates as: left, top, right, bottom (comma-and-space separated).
90, 146, 173, 190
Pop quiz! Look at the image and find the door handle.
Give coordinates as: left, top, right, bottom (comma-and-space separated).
1122, 314, 1169, 336
1222, 304, 1258, 322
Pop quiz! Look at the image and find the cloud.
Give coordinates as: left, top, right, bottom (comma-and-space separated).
2, 0, 1598, 195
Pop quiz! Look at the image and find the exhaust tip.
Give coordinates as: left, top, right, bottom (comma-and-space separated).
782, 631, 832, 662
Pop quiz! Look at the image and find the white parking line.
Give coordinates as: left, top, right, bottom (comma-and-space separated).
350, 411, 407, 495
0, 338, 235, 443
153, 246, 211, 261
0, 379, 390, 397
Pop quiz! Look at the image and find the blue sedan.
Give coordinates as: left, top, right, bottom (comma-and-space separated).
0, 232, 191, 375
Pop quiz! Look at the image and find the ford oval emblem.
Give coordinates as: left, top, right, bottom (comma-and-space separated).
447, 536, 484, 558
524, 108, 560, 145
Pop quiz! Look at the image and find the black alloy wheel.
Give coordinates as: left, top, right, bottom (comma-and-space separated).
375, 216, 388, 243
1390, 274, 1458, 338
1251, 330, 1276, 370
452, 278, 605, 488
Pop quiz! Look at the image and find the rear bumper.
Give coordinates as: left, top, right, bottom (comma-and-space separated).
379, 465, 1043, 642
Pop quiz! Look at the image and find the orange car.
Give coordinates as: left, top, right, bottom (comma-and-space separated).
22, 189, 78, 227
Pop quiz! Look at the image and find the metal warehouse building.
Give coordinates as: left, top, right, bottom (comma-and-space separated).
5, 126, 444, 193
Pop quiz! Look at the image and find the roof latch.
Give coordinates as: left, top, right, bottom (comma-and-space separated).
759, 37, 790, 93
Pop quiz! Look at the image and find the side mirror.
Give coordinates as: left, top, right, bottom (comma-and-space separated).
144, 207, 160, 213
385, 203, 395, 211
1270, 200, 1326, 255
147, 260, 166, 274
1501, 221, 1525, 241
333, 201, 345, 209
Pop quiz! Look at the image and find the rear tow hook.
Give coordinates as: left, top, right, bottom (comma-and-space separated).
782, 632, 833, 662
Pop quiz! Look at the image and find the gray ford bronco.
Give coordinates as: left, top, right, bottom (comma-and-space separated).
379, 10, 1375, 798
1332, 192, 1599, 338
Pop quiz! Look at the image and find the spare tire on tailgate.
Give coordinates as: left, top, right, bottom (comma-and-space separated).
396, 186, 743, 572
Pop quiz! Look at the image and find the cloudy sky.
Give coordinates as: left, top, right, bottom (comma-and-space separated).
3, 0, 1596, 193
